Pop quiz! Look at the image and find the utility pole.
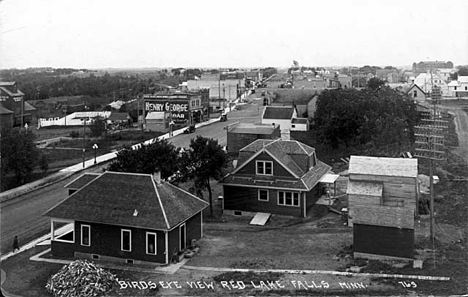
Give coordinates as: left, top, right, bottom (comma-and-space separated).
82, 118, 86, 168
414, 81, 447, 268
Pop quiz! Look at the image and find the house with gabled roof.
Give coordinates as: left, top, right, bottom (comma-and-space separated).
0, 81, 36, 127
261, 106, 297, 132
220, 139, 331, 218
44, 171, 208, 265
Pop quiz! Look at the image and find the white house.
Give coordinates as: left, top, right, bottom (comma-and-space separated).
261, 106, 297, 132
291, 118, 309, 131
448, 80, 459, 97
414, 73, 449, 96
458, 76, 468, 92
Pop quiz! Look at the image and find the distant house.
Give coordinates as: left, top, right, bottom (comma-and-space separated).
107, 112, 131, 127
145, 112, 169, 132
261, 106, 297, 132
226, 123, 281, 156
44, 171, 208, 265
220, 139, 331, 218
0, 81, 36, 127
347, 156, 418, 260
448, 81, 459, 97
290, 118, 309, 131
0, 105, 13, 127
414, 73, 449, 96
406, 84, 426, 101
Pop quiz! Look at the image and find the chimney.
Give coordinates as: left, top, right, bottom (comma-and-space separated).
153, 171, 161, 184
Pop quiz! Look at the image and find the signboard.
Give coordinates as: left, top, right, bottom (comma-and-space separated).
145, 100, 189, 123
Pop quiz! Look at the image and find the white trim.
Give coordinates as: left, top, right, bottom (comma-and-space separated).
277, 191, 300, 207
179, 223, 186, 251
222, 182, 307, 191
146, 232, 157, 255
121, 229, 132, 252
201, 212, 204, 238
165, 231, 169, 264
256, 160, 273, 175
51, 219, 75, 243
80, 224, 91, 246
258, 189, 269, 202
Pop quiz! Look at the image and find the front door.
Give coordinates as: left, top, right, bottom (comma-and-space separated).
179, 223, 186, 251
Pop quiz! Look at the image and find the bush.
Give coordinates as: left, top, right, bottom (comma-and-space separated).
69, 131, 80, 138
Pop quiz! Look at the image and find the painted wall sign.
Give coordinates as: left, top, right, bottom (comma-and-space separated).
145, 100, 189, 123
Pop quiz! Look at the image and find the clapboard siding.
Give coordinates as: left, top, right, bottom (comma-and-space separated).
353, 224, 414, 259
223, 185, 303, 217
353, 205, 414, 229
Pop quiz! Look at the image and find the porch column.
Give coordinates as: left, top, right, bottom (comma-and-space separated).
50, 220, 54, 241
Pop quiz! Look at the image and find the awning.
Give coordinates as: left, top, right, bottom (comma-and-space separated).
145, 112, 165, 120
320, 173, 340, 184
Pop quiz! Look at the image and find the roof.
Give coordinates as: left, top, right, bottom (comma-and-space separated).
224, 139, 330, 191
0, 86, 24, 97
0, 82, 15, 87
108, 112, 130, 121
458, 76, 468, 83
319, 173, 340, 184
291, 118, 308, 124
263, 106, 295, 120
24, 102, 36, 111
0, 105, 13, 115
406, 84, 426, 95
349, 156, 418, 178
44, 172, 208, 230
347, 180, 383, 196
448, 81, 459, 87
228, 123, 278, 135
145, 112, 165, 120
64, 172, 100, 189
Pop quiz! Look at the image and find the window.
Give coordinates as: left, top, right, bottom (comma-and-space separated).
121, 229, 132, 252
413, 90, 418, 98
256, 161, 273, 175
454, 86, 457, 90
146, 232, 157, 255
278, 191, 300, 207
258, 189, 269, 201
81, 225, 90, 246
292, 125, 296, 128
465, 86, 467, 91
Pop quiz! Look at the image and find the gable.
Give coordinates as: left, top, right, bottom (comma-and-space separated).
236, 151, 296, 178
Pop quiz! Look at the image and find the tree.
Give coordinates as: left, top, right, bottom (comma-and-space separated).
366, 77, 386, 91
314, 87, 417, 153
107, 138, 179, 179
89, 117, 106, 137
178, 136, 229, 216
40, 154, 49, 174
0, 127, 41, 185
457, 66, 468, 77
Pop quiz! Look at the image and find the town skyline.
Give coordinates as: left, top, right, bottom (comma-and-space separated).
1, 0, 467, 69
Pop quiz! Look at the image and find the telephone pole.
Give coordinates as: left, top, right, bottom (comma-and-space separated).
414, 84, 447, 242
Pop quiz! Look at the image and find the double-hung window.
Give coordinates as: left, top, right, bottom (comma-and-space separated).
256, 161, 273, 175
121, 229, 132, 252
278, 191, 300, 207
146, 232, 157, 255
81, 225, 90, 246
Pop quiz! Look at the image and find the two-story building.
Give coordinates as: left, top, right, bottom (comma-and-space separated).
220, 139, 331, 218
0, 82, 36, 127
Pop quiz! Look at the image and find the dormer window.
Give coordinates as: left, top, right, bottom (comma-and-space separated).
256, 161, 273, 175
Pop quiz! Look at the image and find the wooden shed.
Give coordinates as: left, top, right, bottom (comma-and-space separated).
347, 156, 418, 260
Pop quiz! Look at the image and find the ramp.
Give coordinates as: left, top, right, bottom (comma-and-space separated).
250, 212, 271, 226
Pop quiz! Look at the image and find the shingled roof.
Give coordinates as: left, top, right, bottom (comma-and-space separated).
225, 139, 330, 190
262, 106, 295, 119
45, 172, 208, 230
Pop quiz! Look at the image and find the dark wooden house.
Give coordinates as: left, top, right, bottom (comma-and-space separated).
220, 139, 331, 218
347, 156, 418, 260
44, 171, 208, 265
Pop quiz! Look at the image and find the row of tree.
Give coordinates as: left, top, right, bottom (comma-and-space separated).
107, 136, 229, 215
314, 79, 418, 154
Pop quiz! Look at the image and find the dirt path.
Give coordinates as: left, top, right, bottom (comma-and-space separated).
452, 109, 468, 162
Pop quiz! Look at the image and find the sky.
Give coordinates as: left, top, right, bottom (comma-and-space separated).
1, 0, 467, 69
